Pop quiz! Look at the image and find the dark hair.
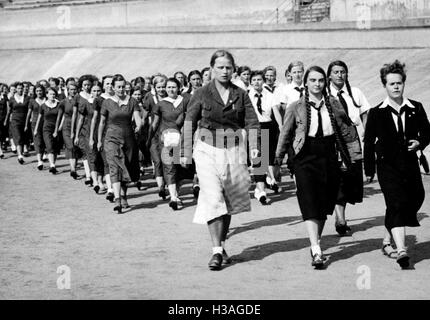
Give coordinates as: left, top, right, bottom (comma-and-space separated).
166, 77, 181, 89
15, 82, 24, 88
34, 84, 46, 97
134, 76, 145, 86
201, 67, 210, 76
66, 77, 76, 86
78, 74, 97, 91
303, 65, 351, 168
49, 77, 60, 87
263, 66, 277, 77
327, 60, 360, 108
130, 85, 143, 96
47, 87, 58, 96
186, 70, 202, 93
250, 70, 264, 81
287, 61, 304, 73
112, 74, 126, 87
380, 59, 406, 85
58, 77, 65, 83
209, 50, 236, 68
102, 75, 113, 87
237, 65, 251, 76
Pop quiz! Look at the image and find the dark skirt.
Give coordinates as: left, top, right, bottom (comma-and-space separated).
294, 136, 340, 221
377, 154, 423, 230
150, 133, 163, 178
31, 120, 45, 154
11, 116, 26, 146
336, 160, 364, 205
104, 134, 140, 184
43, 129, 61, 155
62, 118, 81, 159
160, 141, 195, 185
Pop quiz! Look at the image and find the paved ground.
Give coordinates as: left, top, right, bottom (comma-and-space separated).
1, 149, 430, 300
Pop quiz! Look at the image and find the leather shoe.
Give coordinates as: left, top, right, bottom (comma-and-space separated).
396, 250, 410, 269
222, 249, 232, 265
106, 192, 114, 202
311, 252, 325, 269
208, 253, 222, 271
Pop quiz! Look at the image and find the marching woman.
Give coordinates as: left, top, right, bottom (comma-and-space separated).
275, 66, 362, 269
143, 75, 168, 200
97, 74, 142, 214
364, 60, 430, 269
150, 78, 190, 210
201, 67, 211, 86
184, 70, 202, 97
72, 75, 96, 183
233, 65, 251, 91
34, 87, 63, 174
25, 84, 46, 170
181, 50, 260, 271
75, 82, 105, 193
327, 60, 371, 236
248, 70, 283, 204
59, 81, 81, 179
0, 84, 9, 158
173, 71, 188, 93
7, 82, 31, 164
92, 75, 115, 200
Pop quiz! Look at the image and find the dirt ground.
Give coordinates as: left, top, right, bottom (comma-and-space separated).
1, 150, 430, 300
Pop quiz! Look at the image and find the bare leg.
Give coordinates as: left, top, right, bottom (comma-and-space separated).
391, 227, 406, 252
47, 153, 55, 167
335, 202, 347, 225
69, 158, 76, 172
83, 159, 91, 179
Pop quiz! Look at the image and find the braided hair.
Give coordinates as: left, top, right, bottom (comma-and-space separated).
327, 60, 361, 108
304, 66, 351, 167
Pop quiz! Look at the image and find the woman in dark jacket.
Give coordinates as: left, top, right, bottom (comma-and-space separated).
275, 66, 362, 269
364, 60, 430, 269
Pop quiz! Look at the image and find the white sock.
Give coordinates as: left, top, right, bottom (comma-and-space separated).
311, 245, 322, 256
212, 246, 223, 255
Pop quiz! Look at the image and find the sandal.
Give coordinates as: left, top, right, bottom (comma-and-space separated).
381, 243, 397, 259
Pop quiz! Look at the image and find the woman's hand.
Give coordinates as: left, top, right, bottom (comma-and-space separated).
74, 137, 79, 146
53, 131, 58, 138
366, 176, 374, 183
89, 140, 94, 149
24, 126, 28, 132
70, 132, 74, 140
180, 157, 188, 168
97, 141, 103, 152
408, 139, 420, 152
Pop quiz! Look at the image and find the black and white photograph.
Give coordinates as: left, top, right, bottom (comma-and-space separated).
1, 0, 430, 307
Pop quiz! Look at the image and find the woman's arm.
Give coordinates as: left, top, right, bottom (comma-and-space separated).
25, 105, 32, 132
133, 110, 142, 134
272, 104, 283, 129
54, 107, 63, 138
70, 106, 77, 140
89, 110, 98, 149
4, 100, 10, 126
34, 113, 42, 136
363, 108, 378, 181
97, 115, 106, 151
74, 113, 84, 145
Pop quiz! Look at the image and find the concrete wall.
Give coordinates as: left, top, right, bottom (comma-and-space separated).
331, 0, 430, 23
0, 0, 288, 32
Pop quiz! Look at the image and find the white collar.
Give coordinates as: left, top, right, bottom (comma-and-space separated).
45, 99, 59, 109
291, 82, 304, 89
35, 97, 46, 105
380, 97, 415, 110
101, 93, 113, 100
163, 95, 183, 108
248, 87, 264, 97
14, 94, 24, 103
79, 91, 92, 101
108, 95, 130, 107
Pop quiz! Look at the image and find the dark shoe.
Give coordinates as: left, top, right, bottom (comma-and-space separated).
85, 178, 93, 186
382, 243, 397, 259
37, 164, 43, 170
0, 154, 4, 159
121, 197, 129, 209
93, 185, 100, 194
113, 198, 123, 214
70, 171, 78, 179
311, 252, 325, 269
193, 185, 200, 199
208, 253, 223, 271
335, 223, 351, 237
158, 188, 167, 201
271, 183, 279, 194
222, 249, 232, 265
396, 250, 410, 269
49, 167, 57, 174
259, 195, 267, 205
106, 192, 115, 202
136, 181, 142, 191
169, 200, 178, 211
23, 151, 30, 157
18, 157, 24, 165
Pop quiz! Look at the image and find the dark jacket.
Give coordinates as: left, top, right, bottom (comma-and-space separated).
363, 98, 430, 177
182, 80, 260, 157
276, 95, 362, 168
